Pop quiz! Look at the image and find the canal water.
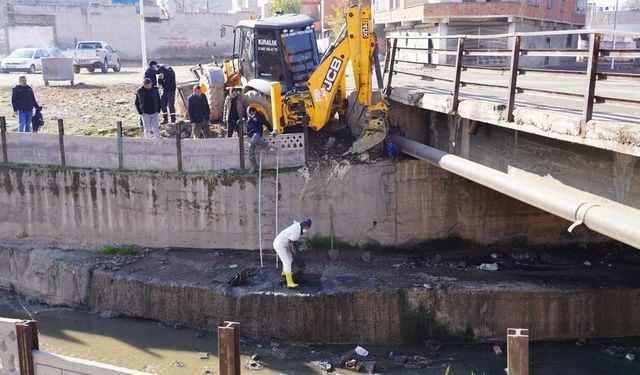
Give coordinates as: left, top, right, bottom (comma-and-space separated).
1, 293, 639, 375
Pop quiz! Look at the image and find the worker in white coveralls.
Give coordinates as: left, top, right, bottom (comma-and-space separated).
273, 219, 312, 288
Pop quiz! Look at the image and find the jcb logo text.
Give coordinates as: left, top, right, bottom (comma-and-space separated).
322, 57, 343, 92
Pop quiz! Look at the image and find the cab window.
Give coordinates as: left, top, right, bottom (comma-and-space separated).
256, 29, 284, 81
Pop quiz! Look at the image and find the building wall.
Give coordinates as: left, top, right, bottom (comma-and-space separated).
6, 3, 248, 59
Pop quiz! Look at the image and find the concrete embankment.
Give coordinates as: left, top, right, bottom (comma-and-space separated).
0, 160, 601, 250
1, 245, 639, 344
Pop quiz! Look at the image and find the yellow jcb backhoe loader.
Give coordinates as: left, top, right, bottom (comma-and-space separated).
205, 4, 388, 154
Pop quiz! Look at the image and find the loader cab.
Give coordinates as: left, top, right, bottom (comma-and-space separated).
235, 14, 321, 91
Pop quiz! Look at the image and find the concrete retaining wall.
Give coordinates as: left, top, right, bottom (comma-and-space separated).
0, 160, 600, 250
2, 132, 305, 172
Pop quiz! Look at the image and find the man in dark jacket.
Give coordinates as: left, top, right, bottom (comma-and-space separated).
11, 76, 39, 132
187, 85, 212, 138
144, 60, 160, 86
158, 65, 177, 124
246, 106, 275, 172
223, 87, 246, 137
134, 78, 162, 139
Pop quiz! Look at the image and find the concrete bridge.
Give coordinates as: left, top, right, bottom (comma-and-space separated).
383, 28, 640, 249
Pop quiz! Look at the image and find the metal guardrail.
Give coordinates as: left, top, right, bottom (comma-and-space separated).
384, 29, 640, 131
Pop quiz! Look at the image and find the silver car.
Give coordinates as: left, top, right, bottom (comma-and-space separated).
0, 48, 52, 74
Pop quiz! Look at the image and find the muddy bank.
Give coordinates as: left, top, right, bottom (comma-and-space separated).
1, 243, 639, 344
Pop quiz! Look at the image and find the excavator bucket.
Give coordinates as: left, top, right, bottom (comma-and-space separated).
344, 91, 389, 154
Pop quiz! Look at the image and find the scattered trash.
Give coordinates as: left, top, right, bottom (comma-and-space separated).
171, 360, 184, 368
432, 254, 442, 265
608, 264, 612, 267
361, 360, 377, 373
493, 344, 503, 355
251, 353, 261, 361
491, 253, 499, 259
362, 251, 372, 262
202, 366, 213, 374
604, 348, 616, 356
576, 338, 587, 346
325, 137, 336, 149
403, 355, 432, 369
312, 360, 333, 371
156, 322, 166, 329
625, 353, 635, 361
479, 263, 499, 271
345, 359, 358, 370
99, 310, 115, 318
199, 352, 209, 359
173, 323, 183, 330
355, 346, 369, 357
229, 264, 238, 269
245, 359, 264, 370
358, 152, 370, 162
583, 261, 592, 266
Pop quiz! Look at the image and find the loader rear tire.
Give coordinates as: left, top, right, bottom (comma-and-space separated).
244, 90, 272, 124
198, 66, 225, 122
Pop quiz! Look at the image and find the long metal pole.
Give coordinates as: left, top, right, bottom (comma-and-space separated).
140, 0, 148, 70
610, 0, 620, 70
388, 134, 640, 249
275, 146, 279, 269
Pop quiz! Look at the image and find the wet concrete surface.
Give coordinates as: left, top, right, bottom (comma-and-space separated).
1, 290, 639, 375
1, 241, 640, 343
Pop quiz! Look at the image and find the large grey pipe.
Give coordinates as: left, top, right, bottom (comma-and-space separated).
388, 134, 640, 249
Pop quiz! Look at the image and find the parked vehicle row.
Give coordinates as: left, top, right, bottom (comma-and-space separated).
1, 41, 121, 74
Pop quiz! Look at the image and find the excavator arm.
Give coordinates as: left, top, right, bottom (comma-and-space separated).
270, 5, 388, 154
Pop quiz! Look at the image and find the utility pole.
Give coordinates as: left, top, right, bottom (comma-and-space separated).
610, 0, 620, 70
140, 0, 148, 71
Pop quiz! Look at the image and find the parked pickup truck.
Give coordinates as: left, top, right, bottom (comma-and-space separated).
69, 41, 121, 73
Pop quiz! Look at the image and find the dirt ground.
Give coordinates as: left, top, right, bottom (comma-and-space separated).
0, 65, 197, 136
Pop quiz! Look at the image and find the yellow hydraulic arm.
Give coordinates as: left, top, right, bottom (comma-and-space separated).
270, 5, 388, 154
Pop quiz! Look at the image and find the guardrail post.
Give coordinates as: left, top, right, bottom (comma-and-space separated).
452, 37, 465, 113
116, 121, 123, 170
582, 33, 601, 133
506, 35, 522, 122
218, 321, 240, 375
507, 328, 529, 375
175, 122, 183, 172
238, 122, 245, 170
16, 320, 39, 375
57, 119, 65, 166
384, 38, 398, 98
0, 116, 7, 163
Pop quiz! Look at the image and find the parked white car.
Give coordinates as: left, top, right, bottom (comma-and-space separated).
69, 41, 121, 73
0, 48, 52, 73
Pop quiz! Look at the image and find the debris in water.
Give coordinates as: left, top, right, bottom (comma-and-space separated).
251, 353, 260, 361
403, 355, 432, 369
493, 344, 503, 355
583, 261, 592, 266
479, 263, 499, 271
576, 338, 587, 346
199, 352, 209, 359
345, 359, 359, 370
229, 264, 238, 269
625, 353, 635, 361
245, 359, 264, 370
171, 360, 184, 368
99, 310, 115, 318
312, 360, 333, 371
174, 323, 183, 330
355, 346, 369, 357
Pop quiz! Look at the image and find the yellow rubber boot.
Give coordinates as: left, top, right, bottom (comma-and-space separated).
284, 272, 299, 288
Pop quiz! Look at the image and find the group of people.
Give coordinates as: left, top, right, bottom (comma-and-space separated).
134, 60, 176, 139
11, 76, 43, 133
135, 61, 275, 173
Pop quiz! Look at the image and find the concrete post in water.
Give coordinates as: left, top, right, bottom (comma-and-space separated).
0, 116, 7, 163
218, 321, 240, 375
116, 121, 124, 170
57, 119, 65, 166
16, 320, 39, 375
507, 328, 529, 375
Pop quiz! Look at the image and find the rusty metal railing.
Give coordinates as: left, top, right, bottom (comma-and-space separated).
384, 29, 640, 134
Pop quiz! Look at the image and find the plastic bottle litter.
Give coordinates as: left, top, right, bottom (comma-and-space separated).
625, 353, 635, 361
479, 263, 499, 271
355, 346, 369, 357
